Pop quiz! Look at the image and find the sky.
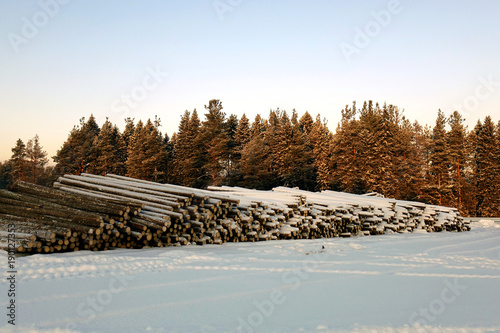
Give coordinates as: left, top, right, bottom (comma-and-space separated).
1, 0, 499, 163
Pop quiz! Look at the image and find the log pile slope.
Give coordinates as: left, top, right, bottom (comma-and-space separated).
0, 174, 470, 254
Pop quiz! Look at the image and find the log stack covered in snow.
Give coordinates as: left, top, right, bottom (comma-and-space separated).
0, 174, 470, 254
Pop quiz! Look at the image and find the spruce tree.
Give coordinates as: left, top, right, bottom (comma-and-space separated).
240, 130, 272, 189
0, 161, 13, 189
495, 121, 500, 214
114, 124, 128, 175
81, 115, 101, 173
263, 110, 316, 190
173, 110, 204, 186
262, 110, 281, 187
95, 119, 126, 176
187, 110, 204, 184
122, 117, 135, 163
173, 110, 191, 184
238, 114, 274, 189
373, 104, 399, 197
239, 114, 275, 189
37, 165, 58, 187
309, 115, 332, 190
126, 120, 145, 179
233, 113, 251, 174
399, 120, 427, 201
54, 115, 100, 175
299, 111, 314, 135
143, 118, 167, 182
423, 110, 451, 205
54, 128, 76, 175
472, 116, 499, 216
447, 111, 468, 213
250, 114, 266, 138
235, 114, 251, 149
126, 119, 167, 181
199, 99, 230, 185
358, 101, 382, 194
330, 102, 365, 193
274, 110, 295, 186
224, 114, 239, 183
289, 110, 316, 190
161, 133, 175, 183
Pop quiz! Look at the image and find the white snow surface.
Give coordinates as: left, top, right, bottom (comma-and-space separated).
1, 222, 500, 333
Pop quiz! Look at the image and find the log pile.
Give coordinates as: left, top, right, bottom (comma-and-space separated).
0, 174, 470, 254
207, 186, 470, 239
0, 180, 145, 253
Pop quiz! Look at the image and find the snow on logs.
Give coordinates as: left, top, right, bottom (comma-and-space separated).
0, 175, 470, 254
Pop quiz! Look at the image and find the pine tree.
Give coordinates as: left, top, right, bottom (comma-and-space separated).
471, 116, 499, 216
25, 135, 48, 184
447, 111, 468, 213
10, 139, 27, 182
423, 110, 451, 205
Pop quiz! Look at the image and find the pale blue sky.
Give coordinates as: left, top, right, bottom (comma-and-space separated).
1, 0, 499, 162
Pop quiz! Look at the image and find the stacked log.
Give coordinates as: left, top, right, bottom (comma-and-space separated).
53, 174, 242, 246
206, 186, 470, 238
0, 181, 145, 253
0, 175, 470, 254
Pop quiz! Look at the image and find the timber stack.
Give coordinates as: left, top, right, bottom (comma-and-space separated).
0, 174, 470, 254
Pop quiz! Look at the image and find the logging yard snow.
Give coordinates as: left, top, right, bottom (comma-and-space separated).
1, 220, 500, 333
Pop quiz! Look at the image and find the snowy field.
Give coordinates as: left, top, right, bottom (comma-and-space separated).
1, 220, 499, 333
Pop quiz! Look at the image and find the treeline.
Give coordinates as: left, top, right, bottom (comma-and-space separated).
0, 135, 54, 188
1, 99, 499, 217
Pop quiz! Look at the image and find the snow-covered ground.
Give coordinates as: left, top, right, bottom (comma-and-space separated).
1, 220, 499, 333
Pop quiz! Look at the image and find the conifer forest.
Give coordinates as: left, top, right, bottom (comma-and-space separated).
1, 99, 499, 217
